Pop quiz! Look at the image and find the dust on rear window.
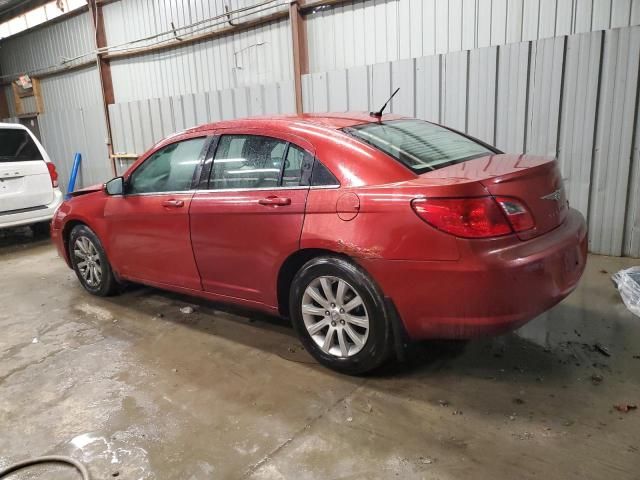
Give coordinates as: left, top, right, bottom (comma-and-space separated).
344, 119, 493, 174
0, 129, 43, 162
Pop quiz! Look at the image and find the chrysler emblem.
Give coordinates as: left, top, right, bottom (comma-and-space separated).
541, 188, 562, 201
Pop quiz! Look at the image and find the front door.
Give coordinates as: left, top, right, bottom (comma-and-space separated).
190, 131, 314, 307
104, 136, 209, 290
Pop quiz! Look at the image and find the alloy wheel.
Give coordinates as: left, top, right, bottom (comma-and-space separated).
74, 236, 102, 288
301, 275, 370, 358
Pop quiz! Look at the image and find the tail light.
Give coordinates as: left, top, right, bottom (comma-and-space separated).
46, 162, 59, 188
494, 196, 535, 232
411, 196, 535, 239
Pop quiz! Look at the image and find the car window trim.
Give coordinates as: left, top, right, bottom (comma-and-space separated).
124, 190, 198, 197
197, 135, 219, 190
125, 135, 212, 196
190, 135, 215, 190
278, 142, 291, 187
196, 185, 339, 194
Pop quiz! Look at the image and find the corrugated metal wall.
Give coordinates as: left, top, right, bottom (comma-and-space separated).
103, 0, 292, 102
589, 27, 640, 257
39, 66, 103, 111
0, 10, 94, 74
108, 79, 295, 173
3, 85, 15, 116
302, 25, 640, 257
305, 0, 640, 73
37, 66, 110, 193
2, 0, 640, 257
0, 10, 109, 194
102, 0, 288, 46
39, 103, 111, 193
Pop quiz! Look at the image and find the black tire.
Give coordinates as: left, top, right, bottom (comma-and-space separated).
289, 256, 392, 375
69, 224, 119, 296
31, 221, 50, 237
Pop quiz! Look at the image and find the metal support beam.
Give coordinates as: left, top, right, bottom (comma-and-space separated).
103, 10, 288, 61
32, 77, 44, 113
0, 66, 9, 118
0, 87, 9, 118
289, 0, 309, 114
11, 82, 24, 116
299, 0, 352, 14
88, 0, 116, 175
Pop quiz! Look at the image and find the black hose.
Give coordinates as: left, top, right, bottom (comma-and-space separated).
0, 456, 90, 479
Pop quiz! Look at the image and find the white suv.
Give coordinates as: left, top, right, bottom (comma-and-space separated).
0, 122, 63, 234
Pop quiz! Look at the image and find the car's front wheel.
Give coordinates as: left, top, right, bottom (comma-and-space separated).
289, 256, 392, 375
69, 224, 119, 296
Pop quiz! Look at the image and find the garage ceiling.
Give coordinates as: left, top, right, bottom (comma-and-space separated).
0, 0, 48, 23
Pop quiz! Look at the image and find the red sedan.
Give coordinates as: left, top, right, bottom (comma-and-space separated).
51, 113, 587, 374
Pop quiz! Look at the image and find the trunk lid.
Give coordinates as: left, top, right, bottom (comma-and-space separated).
1, 127, 54, 213
421, 154, 568, 240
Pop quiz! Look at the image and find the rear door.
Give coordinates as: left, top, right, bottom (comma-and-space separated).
190, 130, 314, 306
0, 127, 53, 213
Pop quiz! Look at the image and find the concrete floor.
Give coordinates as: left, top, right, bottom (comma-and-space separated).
0, 227, 639, 480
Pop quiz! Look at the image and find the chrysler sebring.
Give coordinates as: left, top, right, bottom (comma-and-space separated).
51, 113, 587, 374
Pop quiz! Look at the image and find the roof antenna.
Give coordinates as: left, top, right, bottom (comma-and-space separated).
370, 87, 400, 119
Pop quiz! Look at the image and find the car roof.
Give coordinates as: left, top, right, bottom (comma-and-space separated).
186, 112, 405, 134
133, 112, 417, 187
0, 122, 27, 130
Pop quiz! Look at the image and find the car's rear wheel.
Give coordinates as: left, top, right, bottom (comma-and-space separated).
289, 256, 392, 375
69, 225, 119, 296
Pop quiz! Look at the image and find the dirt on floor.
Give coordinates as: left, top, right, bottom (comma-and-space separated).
0, 226, 639, 479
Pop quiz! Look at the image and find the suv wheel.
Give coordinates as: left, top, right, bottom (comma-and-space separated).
289, 256, 392, 375
31, 221, 50, 237
69, 225, 119, 296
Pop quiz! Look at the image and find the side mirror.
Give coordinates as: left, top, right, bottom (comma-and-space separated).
105, 176, 124, 195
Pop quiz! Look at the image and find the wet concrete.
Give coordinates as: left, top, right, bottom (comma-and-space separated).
0, 226, 639, 479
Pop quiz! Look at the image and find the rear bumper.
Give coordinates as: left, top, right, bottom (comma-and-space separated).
360, 208, 588, 340
0, 189, 63, 229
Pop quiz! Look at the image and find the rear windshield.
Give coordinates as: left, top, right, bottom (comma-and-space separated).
344, 119, 494, 174
0, 129, 43, 162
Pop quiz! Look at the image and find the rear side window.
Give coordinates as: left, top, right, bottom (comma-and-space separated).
0, 129, 43, 162
344, 119, 493, 174
211, 135, 288, 190
210, 134, 338, 189
311, 160, 339, 186
283, 144, 314, 186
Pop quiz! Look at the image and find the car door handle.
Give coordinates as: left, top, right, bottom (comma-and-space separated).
258, 196, 291, 206
162, 199, 184, 208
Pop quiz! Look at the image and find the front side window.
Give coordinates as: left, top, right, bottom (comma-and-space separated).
0, 129, 43, 162
344, 119, 494, 174
128, 137, 206, 194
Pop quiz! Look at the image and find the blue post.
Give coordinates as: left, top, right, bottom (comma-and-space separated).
66, 153, 82, 200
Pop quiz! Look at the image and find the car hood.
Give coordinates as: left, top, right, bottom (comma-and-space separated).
69, 183, 104, 197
